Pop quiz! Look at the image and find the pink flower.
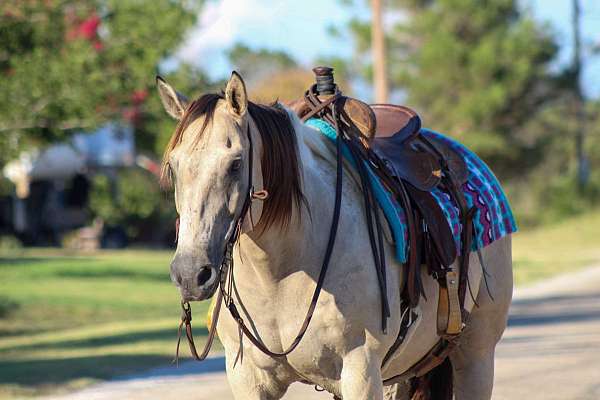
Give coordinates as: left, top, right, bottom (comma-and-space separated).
131, 89, 149, 104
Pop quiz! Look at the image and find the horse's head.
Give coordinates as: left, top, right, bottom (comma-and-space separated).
157, 72, 304, 301
157, 72, 254, 301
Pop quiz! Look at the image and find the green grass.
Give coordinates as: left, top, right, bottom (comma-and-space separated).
512, 209, 600, 285
0, 249, 213, 399
0, 210, 598, 398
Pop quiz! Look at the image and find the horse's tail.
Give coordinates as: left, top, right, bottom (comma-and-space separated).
410, 358, 453, 400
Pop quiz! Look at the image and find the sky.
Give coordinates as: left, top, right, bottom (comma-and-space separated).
176, 0, 600, 98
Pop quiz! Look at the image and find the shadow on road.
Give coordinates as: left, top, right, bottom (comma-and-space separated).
508, 292, 600, 327
121, 356, 226, 381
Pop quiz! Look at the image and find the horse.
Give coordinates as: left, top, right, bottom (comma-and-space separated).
156, 71, 513, 400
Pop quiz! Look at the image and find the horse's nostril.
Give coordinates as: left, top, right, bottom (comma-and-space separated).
197, 267, 213, 286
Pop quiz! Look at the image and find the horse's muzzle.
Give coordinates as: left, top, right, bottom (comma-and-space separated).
171, 263, 220, 302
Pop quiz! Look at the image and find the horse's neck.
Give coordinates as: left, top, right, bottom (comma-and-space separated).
235, 115, 339, 288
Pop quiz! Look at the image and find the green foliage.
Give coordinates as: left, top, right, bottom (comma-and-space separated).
541, 174, 599, 219
506, 96, 600, 226
344, 0, 559, 179
139, 63, 214, 156
336, 0, 600, 223
89, 169, 175, 239
0, 1, 214, 241
227, 42, 297, 85
0, 178, 14, 197
404, 3, 557, 157
0, 1, 204, 163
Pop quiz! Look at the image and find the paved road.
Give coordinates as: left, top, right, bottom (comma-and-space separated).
45, 266, 600, 400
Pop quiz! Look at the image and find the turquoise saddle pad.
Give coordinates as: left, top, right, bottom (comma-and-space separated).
305, 118, 517, 264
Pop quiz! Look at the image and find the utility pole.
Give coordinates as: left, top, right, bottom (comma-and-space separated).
572, 0, 588, 188
372, 0, 389, 103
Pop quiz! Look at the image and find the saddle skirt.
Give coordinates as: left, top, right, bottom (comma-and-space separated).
305, 118, 517, 263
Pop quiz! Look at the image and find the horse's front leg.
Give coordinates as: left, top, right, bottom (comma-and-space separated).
225, 351, 290, 400
339, 347, 384, 399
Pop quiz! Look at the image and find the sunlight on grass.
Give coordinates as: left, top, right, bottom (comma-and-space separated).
0, 211, 599, 398
0, 249, 214, 399
512, 209, 600, 285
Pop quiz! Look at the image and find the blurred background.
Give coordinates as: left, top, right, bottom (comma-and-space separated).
0, 0, 599, 398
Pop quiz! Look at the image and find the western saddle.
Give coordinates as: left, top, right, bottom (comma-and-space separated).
289, 67, 476, 384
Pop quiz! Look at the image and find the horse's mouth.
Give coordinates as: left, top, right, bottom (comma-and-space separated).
179, 279, 219, 302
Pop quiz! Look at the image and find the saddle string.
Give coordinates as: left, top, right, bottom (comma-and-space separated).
466, 264, 480, 308
303, 86, 425, 328
477, 248, 495, 301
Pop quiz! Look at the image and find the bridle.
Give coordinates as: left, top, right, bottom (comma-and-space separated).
174, 101, 346, 362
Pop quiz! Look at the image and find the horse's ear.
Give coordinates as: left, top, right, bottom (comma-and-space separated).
225, 71, 248, 117
156, 76, 189, 120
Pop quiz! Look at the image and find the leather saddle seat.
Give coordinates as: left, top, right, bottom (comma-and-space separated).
369, 104, 441, 191
369, 104, 469, 190
371, 104, 421, 142
288, 96, 468, 191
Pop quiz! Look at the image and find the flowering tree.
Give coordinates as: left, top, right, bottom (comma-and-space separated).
0, 0, 206, 162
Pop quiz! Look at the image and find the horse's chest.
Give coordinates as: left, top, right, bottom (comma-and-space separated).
279, 298, 353, 379
222, 277, 367, 387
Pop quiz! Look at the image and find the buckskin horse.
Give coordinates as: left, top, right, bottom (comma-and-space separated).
156, 69, 514, 400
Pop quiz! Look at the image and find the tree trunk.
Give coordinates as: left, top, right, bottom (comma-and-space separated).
572, 0, 588, 188
372, 0, 389, 103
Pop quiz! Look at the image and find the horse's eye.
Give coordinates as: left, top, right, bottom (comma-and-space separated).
230, 159, 242, 173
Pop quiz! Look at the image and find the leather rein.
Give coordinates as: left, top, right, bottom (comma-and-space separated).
174, 97, 347, 362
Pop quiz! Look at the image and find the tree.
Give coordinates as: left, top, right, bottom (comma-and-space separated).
371, 0, 388, 102
225, 43, 325, 104
225, 43, 356, 103
0, 0, 206, 163
342, 0, 559, 177
226, 43, 296, 88
570, 0, 588, 188
251, 68, 315, 103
